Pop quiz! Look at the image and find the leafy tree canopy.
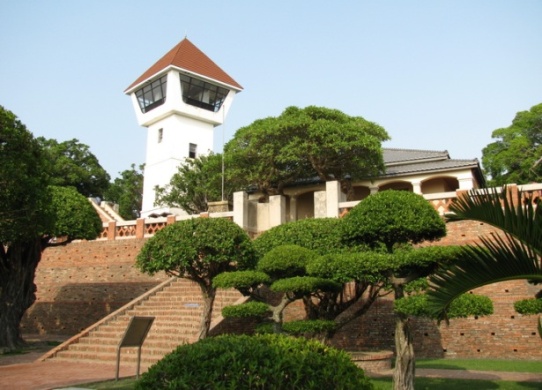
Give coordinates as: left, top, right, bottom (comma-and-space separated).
0, 107, 51, 242
37, 137, 110, 198
137, 218, 256, 280
104, 163, 144, 219
46, 186, 103, 240
253, 218, 352, 258
341, 190, 446, 252
155, 152, 233, 215
482, 102, 542, 185
0, 106, 103, 350
224, 105, 389, 197
136, 217, 256, 339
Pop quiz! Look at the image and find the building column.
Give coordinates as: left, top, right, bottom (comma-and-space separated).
269, 195, 286, 228
233, 191, 248, 230
289, 195, 298, 222
326, 181, 346, 218
412, 180, 422, 194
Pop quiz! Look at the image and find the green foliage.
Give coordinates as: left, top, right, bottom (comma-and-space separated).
281, 319, 337, 335
104, 163, 143, 219
37, 137, 110, 198
47, 186, 103, 240
514, 298, 542, 315
447, 293, 493, 318
271, 276, 342, 294
341, 190, 446, 252
136, 218, 256, 280
222, 301, 270, 318
256, 320, 337, 336
212, 270, 270, 291
482, 102, 542, 185
395, 293, 493, 319
253, 218, 349, 257
224, 105, 389, 196
0, 106, 51, 242
155, 152, 234, 214
394, 245, 466, 277
136, 334, 373, 390
257, 245, 316, 279
307, 252, 391, 284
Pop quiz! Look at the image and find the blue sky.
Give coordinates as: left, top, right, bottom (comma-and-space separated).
1, 1, 540, 178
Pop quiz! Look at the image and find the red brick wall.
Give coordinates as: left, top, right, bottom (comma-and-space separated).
22, 239, 168, 335
22, 219, 542, 359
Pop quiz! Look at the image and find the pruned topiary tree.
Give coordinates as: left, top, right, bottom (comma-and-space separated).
136, 217, 256, 340
341, 190, 447, 390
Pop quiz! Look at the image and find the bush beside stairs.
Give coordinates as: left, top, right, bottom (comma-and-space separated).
39, 277, 245, 367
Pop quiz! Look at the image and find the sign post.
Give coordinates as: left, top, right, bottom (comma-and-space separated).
116, 316, 155, 381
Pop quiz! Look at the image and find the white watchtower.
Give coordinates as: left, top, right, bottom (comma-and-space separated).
125, 38, 242, 217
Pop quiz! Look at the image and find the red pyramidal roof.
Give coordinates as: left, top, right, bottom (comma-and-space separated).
125, 38, 242, 92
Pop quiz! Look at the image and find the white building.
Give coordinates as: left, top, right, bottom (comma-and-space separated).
125, 38, 242, 217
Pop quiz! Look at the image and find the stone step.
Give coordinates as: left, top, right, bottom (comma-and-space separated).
46, 278, 240, 366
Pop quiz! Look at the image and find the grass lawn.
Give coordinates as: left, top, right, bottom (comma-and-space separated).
416, 359, 542, 373
372, 377, 542, 389
77, 359, 542, 389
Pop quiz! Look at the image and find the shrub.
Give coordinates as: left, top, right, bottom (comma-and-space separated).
222, 301, 270, 318
253, 218, 349, 257
256, 320, 337, 337
136, 334, 374, 390
257, 245, 315, 279
394, 293, 493, 318
514, 298, 542, 315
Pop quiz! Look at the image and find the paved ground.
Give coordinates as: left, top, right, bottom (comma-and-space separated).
1, 336, 541, 389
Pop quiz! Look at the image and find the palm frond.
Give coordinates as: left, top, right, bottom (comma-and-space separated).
427, 233, 542, 320
449, 186, 542, 254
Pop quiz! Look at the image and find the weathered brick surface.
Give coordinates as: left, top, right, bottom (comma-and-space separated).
22, 219, 542, 360
22, 239, 168, 335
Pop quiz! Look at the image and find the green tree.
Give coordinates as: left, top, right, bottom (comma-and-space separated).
136, 218, 256, 340
482, 102, 542, 185
248, 219, 383, 328
154, 152, 233, 214
104, 163, 144, 219
426, 187, 542, 324
341, 190, 447, 390
224, 106, 389, 198
37, 137, 111, 198
215, 244, 341, 335
1, 106, 102, 351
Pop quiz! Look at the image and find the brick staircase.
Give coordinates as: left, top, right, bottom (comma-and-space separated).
39, 277, 245, 366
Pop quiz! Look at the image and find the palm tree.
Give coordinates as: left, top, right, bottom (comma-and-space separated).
426, 186, 542, 320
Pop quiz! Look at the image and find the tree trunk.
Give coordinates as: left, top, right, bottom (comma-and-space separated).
0, 239, 42, 351
196, 285, 216, 340
270, 294, 291, 333
392, 284, 415, 390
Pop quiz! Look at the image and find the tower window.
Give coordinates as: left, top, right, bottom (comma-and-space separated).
189, 143, 197, 159
136, 75, 167, 113
179, 73, 229, 112
157, 128, 163, 143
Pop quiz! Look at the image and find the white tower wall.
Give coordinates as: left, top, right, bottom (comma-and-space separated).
141, 114, 215, 216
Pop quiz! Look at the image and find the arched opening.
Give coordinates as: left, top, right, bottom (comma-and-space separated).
296, 192, 315, 220
421, 177, 459, 194
351, 186, 371, 201
379, 181, 413, 192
